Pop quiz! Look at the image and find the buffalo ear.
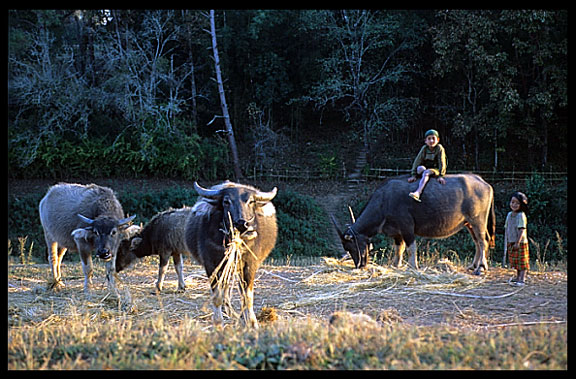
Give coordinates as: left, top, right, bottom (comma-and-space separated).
71, 228, 94, 242
123, 224, 141, 238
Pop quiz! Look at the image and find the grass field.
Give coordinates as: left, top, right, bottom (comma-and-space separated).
8, 254, 567, 370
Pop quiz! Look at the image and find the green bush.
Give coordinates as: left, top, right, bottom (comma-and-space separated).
8, 126, 231, 181
8, 192, 46, 260
272, 189, 333, 258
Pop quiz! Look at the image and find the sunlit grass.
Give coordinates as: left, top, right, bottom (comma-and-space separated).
8, 308, 567, 369
8, 258, 567, 370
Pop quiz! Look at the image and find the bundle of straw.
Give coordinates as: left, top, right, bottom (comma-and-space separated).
208, 213, 257, 322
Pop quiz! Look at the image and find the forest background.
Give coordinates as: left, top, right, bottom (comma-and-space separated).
7, 10, 567, 262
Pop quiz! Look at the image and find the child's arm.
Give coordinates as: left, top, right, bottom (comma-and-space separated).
515, 227, 526, 248
437, 145, 447, 177
515, 212, 527, 248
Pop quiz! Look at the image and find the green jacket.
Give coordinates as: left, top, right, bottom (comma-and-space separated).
410, 144, 447, 177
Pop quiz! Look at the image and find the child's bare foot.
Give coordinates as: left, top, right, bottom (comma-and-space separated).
409, 192, 421, 202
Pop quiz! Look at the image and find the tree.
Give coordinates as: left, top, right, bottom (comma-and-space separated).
208, 10, 242, 180
499, 10, 567, 169
302, 10, 426, 152
431, 10, 510, 170
431, 10, 567, 170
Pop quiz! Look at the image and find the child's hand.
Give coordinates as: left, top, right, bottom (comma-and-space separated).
437, 177, 446, 185
407, 176, 417, 183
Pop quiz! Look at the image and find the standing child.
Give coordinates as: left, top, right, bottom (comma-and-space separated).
504, 192, 530, 286
407, 129, 447, 202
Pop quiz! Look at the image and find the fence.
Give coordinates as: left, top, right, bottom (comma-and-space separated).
366, 168, 567, 183
246, 166, 567, 183
246, 166, 347, 182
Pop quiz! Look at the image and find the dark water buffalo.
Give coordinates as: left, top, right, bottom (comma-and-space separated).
116, 207, 191, 292
332, 174, 495, 275
185, 181, 278, 328
38, 183, 136, 294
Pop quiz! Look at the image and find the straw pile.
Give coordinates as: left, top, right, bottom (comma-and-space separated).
277, 257, 485, 311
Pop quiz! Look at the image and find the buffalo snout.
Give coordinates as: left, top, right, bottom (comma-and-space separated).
234, 218, 250, 233
97, 248, 112, 261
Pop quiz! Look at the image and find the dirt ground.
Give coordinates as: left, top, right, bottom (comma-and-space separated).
8, 256, 567, 331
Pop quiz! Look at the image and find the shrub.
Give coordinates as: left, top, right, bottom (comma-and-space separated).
9, 126, 231, 181
272, 189, 333, 258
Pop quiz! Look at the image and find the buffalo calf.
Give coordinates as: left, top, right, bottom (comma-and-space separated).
39, 183, 135, 295
116, 207, 191, 292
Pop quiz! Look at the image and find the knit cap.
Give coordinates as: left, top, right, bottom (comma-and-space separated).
425, 129, 439, 138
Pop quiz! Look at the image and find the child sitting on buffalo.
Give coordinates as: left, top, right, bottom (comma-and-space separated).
407, 129, 447, 202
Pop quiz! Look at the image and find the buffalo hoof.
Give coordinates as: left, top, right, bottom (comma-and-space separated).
48, 279, 65, 291
471, 265, 487, 276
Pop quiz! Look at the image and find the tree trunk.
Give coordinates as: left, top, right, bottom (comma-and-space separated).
209, 9, 242, 180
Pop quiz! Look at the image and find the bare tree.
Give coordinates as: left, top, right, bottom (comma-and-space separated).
208, 10, 242, 180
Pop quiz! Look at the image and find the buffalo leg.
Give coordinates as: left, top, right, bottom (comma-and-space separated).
210, 285, 224, 325
205, 250, 226, 326
464, 223, 479, 272
407, 243, 419, 269
78, 248, 93, 293
240, 266, 259, 328
242, 285, 258, 329
173, 254, 186, 292
48, 241, 66, 289
392, 237, 406, 267
471, 224, 489, 275
405, 236, 419, 269
56, 246, 67, 280
156, 253, 170, 292
105, 259, 121, 298
464, 222, 488, 275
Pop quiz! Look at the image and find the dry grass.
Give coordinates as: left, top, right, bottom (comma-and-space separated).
8, 256, 567, 369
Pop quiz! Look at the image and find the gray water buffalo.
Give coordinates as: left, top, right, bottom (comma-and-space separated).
332, 173, 495, 275
39, 183, 136, 294
116, 207, 192, 292
185, 181, 278, 328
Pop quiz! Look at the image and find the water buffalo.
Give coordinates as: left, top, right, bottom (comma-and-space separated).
185, 181, 278, 328
39, 183, 136, 294
332, 174, 495, 275
116, 207, 192, 292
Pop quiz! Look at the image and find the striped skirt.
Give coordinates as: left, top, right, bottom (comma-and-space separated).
508, 242, 530, 271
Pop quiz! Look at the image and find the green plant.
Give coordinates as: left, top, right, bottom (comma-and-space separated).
272, 189, 333, 258
318, 153, 339, 178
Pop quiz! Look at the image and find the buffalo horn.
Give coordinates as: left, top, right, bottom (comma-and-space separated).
255, 187, 277, 202
118, 214, 137, 226
77, 214, 95, 224
193, 182, 222, 198
348, 206, 356, 224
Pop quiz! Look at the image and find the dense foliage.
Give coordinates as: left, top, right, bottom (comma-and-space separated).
8, 10, 567, 179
